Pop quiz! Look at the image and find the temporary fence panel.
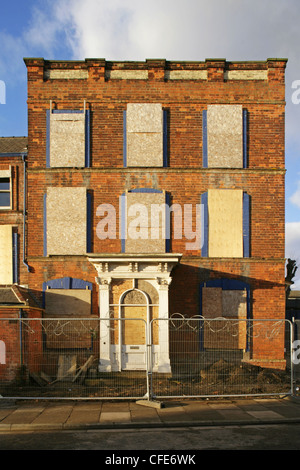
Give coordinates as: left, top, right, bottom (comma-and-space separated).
149, 317, 293, 399
0, 318, 148, 400
0, 317, 294, 400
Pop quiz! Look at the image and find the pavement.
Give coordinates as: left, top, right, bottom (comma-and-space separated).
0, 395, 300, 432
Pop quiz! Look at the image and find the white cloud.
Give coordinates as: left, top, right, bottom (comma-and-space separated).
286, 222, 300, 258
2, 0, 300, 82
18, 0, 299, 63
0, 32, 27, 82
24, 5, 65, 55
1, 0, 300, 258
19, 0, 300, 146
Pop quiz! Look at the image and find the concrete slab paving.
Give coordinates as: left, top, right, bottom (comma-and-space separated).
1, 407, 44, 424
246, 410, 284, 420
101, 402, 130, 412
31, 405, 73, 425
100, 412, 131, 423
217, 409, 259, 421
67, 405, 102, 424
0, 409, 15, 421
0, 396, 299, 431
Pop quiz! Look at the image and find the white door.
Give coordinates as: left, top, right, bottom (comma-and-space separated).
120, 290, 148, 370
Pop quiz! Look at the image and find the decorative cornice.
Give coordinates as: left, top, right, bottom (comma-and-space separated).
88, 253, 181, 280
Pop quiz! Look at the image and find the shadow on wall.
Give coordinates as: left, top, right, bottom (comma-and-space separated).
169, 263, 285, 319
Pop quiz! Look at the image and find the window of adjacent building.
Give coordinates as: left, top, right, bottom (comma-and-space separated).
123, 103, 167, 167
0, 225, 18, 284
203, 105, 247, 168
0, 168, 12, 209
44, 187, 91, 256
0, 178, 10, 208
201, 189, 250, 258
121, 189, 169, 253
46, 109, 90, 168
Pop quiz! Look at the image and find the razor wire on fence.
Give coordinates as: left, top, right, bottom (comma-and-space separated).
151, 317, 293, 399
0, 317, 296, 400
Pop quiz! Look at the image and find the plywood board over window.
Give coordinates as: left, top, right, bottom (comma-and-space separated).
125, 103, 164, 167
47, 110, 89, 168
44, 289, 92, 348
204, 104, 245, 168
202, 286, 247, 350
45, 187, 87, 255
201, 287, 223, 318
208, 189, 243, 258
123, 190, 167, 254
45, 289, 92, 317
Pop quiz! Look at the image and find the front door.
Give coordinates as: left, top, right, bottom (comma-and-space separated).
120, 290, 148, 370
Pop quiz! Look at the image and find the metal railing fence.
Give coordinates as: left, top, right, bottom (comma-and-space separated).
0, 317, 296, 400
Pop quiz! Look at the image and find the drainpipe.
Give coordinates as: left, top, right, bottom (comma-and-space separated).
22, 153, 30, 273
19, 308, 23, 367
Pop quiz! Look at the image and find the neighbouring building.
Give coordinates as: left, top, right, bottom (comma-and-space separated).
0, 137, 45, 381
287, 290, 300, 321
0, 136, 28, 286
1, 57, 288, 380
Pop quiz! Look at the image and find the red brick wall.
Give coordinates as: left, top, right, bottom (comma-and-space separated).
25, 59, 286, 171
22, 58, 287, 369
0, 309, 43, 382
0, 311, 20, 382
26, 170, 285, 259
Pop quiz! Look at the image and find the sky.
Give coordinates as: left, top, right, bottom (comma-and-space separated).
0, 0, 300, 288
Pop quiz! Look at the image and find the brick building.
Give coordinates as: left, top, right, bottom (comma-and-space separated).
1, 57, 288, 377
0, 137, 45, 380
0, 137, 28, 286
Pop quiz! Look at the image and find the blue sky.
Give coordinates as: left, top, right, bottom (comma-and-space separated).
0, 0, 300, 287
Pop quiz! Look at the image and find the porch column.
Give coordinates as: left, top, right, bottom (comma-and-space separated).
96, 277, 112, 372
156, 278, 172, 373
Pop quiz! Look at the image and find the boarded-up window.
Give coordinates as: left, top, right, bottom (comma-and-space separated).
45, 187, 87, 255
122, 190, 168, 253
203, 105, 246, 168
201, 190, 250, 258
47, 110, 90, 168
201, 282, 248, 350
124, 104, 165, 167
45, 289, 91, 317
208, 189, 243, 258
43, 278, 93, 348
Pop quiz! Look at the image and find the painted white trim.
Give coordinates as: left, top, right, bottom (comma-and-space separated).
91, 254, 181, 373
119, 288, 149, 371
